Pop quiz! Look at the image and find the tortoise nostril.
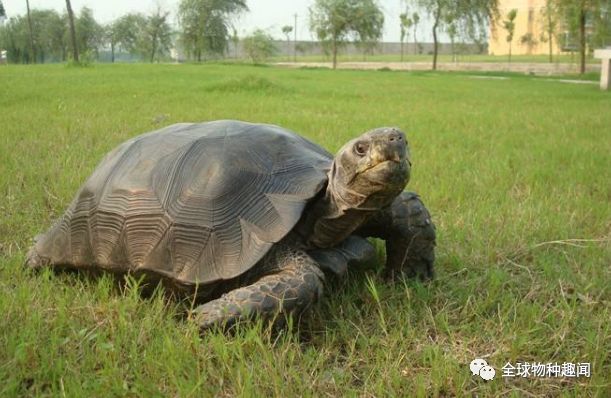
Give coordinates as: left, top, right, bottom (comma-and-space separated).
388, 132, 402, 142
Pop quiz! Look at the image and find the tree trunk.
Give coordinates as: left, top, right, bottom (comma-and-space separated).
111, 42, 115, 63
549, 34, 553, 63
509, 42, 512, 64
332, 36, 337, 69
432, 21, 439, 70
579, 5, 586, 75
150, 30, 157, 63
65, 0, 78, 62
401, 40, 404, 62
548, 12, 553, 63
413, 26, 417, 54
25, 0, 35, 63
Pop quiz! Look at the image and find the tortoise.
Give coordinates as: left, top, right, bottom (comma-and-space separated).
26, 120, 435, 330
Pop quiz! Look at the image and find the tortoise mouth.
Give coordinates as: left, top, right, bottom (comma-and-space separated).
368, 159, 408, 175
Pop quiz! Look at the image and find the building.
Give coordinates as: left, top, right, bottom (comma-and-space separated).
489, 0, 562, 56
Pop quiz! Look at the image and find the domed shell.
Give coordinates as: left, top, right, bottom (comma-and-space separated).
33, 121, 332, 285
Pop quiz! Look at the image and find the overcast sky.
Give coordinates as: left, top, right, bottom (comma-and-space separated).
2, 0, 438, 42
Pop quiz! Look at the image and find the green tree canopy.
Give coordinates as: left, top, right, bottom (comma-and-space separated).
555, 0, 611, 74
0, 9, 68, 63
76, 7, 102, 58
309, 0, 384, 69
503, 8, 517, 63
141, 7, 172, 63
178, 0, 248, 61
410, 0, 498, 69
242, 28, 276, 63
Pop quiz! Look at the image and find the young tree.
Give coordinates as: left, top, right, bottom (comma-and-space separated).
540, 0, 558, 63
309, 0, 384, 69
503, 8, 517, 63
399, 12, 413, 61
446, 21, 458, 62
231, 27, 239, 58
281, 25, 293, 60
34, 9, 67, 62
178, 0, 247, 62
65, 0, 78, 62
111, 13, 146, 59
556, 0, 608, 74
25, 0, 35, 62
411, 0, 498, 70
143, 7, 172, 63
520, 32, 537, 54
243, 28, 276, 63
355, 0, 384, 60
76, 7, 102, 59
412, 12, 420, 53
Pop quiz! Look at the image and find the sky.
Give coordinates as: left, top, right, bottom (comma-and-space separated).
2, 0, 438, 42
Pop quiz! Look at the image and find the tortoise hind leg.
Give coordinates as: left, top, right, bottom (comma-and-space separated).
193, 248, 324, 331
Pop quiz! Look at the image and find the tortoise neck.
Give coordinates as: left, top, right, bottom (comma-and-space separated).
302, 185, 377, 249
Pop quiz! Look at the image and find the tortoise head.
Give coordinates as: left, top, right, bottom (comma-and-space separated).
329, 127, 411, 211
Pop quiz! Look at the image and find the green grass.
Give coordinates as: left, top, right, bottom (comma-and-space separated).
1, 63, 610, 397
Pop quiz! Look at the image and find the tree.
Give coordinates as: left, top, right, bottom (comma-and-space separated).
242, 28, 276, 63
503, 8, 517, 64
33, 9, 67, 62
76, 7, 101, 59
281, 25, 293, 60
65, 0, 78, 62
411, 0, 498, 70
555, 0, 609, 74
110, 13, 146, 59
231, 27, 239, 58
309, 0, 384, 69
520, 32, 537, 54
0, 1, 6, 20
399, 12, 413, 61
0, 9, 69, 63
412, 12, 420, 53
142, 7, 172, 63
25, 0, 35, 63
540, 0, 558, 63
178, 0, 247, 62
446, 21, 458, 62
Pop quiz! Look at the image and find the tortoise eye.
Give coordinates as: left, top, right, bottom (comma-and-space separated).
354, 142, 369, 156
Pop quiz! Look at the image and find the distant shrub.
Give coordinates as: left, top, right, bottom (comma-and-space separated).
242, 29, 277, 64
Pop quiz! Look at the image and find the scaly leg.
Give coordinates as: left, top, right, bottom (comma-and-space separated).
193, 248, 324, 331
357, 191, 436, 280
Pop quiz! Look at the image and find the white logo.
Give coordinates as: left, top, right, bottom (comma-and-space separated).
470, 358, 488, 376
470, 358, 496, 381
479, 365, 496, 381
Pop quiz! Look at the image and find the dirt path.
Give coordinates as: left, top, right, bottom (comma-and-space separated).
275, 61, 600, 75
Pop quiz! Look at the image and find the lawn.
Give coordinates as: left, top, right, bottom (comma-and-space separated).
0, 63, 609, 397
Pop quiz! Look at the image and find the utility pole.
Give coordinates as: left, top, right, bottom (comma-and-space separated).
293, 13, 297, 62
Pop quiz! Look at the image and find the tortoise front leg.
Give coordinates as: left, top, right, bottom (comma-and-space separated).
357, 191, 436, 280
193, 250, 324, 331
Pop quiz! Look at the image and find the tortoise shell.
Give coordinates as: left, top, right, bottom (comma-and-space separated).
33, 121, 332, 285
